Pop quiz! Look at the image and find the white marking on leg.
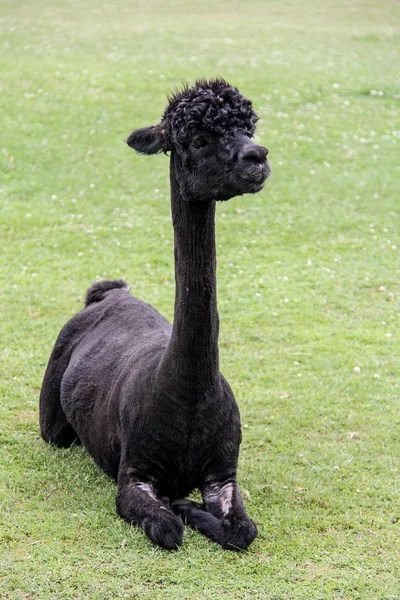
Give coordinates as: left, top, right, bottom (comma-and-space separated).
206, 482, 234, 516
130, 481, 158, 501
220, 483, 234, 516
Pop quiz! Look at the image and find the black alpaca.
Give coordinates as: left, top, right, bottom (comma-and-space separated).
40, 79, 270, 550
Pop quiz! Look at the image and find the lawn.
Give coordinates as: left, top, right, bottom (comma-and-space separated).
0, 0, 399, 598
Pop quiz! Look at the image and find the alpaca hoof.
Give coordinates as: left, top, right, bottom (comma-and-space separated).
142, 511, 184, 550
221, 516, 258, 550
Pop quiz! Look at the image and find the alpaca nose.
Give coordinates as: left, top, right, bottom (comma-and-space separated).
240, 144, 268, 164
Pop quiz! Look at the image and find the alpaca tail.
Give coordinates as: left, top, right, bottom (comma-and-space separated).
85, 279, 129, 307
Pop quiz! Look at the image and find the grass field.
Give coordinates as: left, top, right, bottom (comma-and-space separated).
1, 0, 399, 598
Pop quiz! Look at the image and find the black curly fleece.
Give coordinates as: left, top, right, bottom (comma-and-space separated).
162, 78, 259, 147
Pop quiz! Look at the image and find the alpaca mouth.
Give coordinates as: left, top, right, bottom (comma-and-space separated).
239, 162, 270, 188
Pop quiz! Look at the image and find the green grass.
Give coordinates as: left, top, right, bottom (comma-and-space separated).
1, 0, 399, 598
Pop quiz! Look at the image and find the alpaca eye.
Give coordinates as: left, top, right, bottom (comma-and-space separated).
191, 136, 208, 150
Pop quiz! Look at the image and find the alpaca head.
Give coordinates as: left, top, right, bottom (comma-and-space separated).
127, 78, 270, 203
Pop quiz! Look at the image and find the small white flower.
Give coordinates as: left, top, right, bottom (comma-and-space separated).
90, 183, 95, 189
373, 373, 380, 379
353, 366, 361, 374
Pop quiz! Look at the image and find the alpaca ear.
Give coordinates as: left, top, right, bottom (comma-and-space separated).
126, 124, 168, 155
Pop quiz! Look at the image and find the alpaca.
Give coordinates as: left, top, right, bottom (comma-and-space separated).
40, 78, 270, 550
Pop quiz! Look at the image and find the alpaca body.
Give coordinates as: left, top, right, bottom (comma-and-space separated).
40, 79, 270, 549
50, 286, 240, 499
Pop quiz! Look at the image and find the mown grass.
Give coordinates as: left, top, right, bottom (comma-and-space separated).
1, 0, 399, 598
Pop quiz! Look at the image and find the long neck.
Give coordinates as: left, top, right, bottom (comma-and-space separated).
160, 154, 220, 391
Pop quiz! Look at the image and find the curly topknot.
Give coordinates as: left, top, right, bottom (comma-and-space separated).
162, 78, 259, 147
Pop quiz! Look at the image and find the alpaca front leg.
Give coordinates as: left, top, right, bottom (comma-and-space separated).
202, 478, 258, 550
116, 479, 184, 549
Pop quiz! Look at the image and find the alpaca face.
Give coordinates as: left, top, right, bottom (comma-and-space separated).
170, 128, 270, 203
127, 78, 270, 202
127, 125, 270, 203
